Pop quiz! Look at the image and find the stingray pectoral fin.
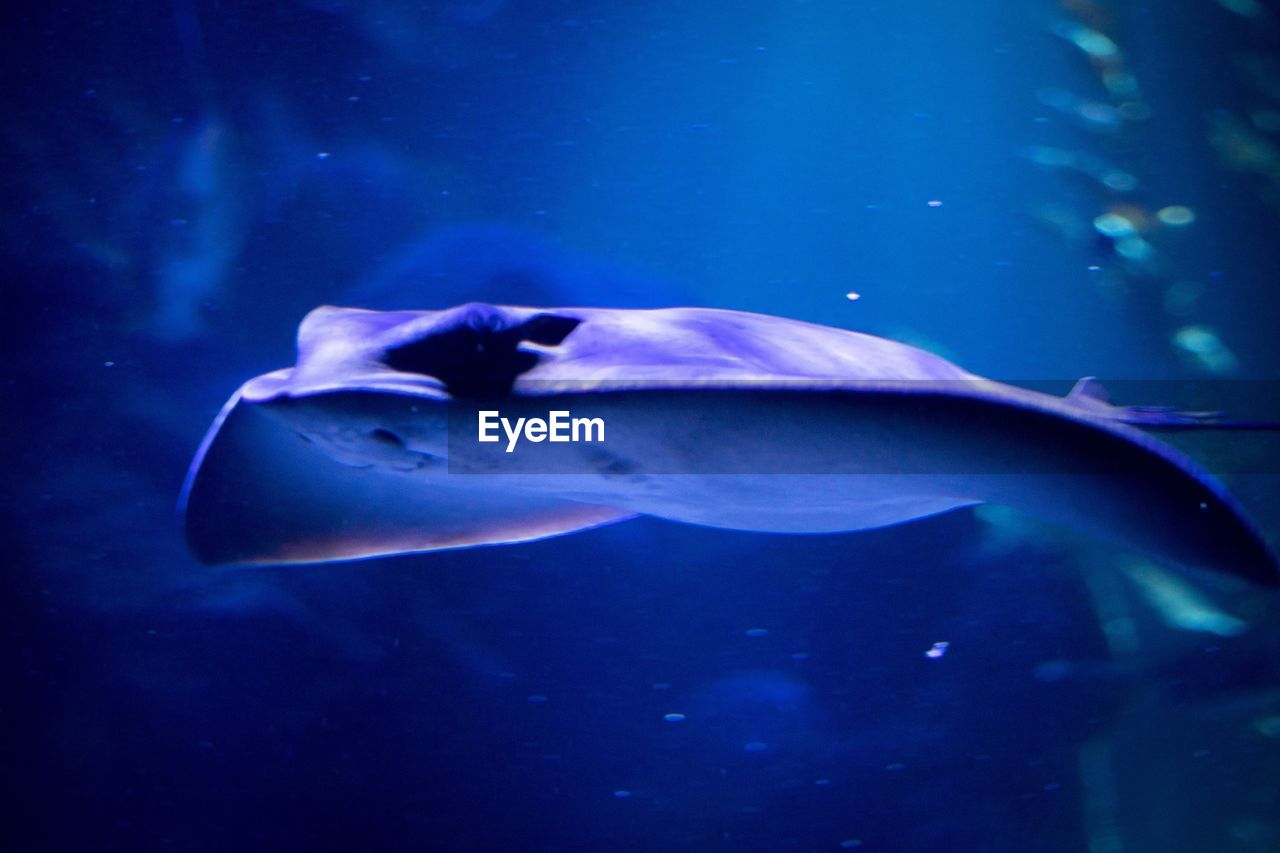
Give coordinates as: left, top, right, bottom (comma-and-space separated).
179, 394, 632, 566
602, 386, 1279, 587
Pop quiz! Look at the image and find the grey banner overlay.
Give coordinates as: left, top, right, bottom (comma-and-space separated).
442, 380, 1280, 475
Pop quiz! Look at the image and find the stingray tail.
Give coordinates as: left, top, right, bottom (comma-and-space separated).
1066, 377, 1280, 431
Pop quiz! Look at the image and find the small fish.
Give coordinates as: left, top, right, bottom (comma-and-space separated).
181, 303, 1278, 586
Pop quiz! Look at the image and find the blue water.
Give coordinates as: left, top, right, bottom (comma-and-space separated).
4, 1, 1279, 850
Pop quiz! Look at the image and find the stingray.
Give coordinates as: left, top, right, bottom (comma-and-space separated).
181, 302, 1279, 586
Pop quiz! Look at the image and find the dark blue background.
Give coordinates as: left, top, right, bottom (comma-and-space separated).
4, 1, 1279, 850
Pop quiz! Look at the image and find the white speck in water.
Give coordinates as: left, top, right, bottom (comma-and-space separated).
103, 361, 115, 367
927, 199, 942, 207
613, 789, 631, 798
663, 713, 686, 722
925, 641, 950, 659
845, 291, 861, 301
316, 152, 331, 160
